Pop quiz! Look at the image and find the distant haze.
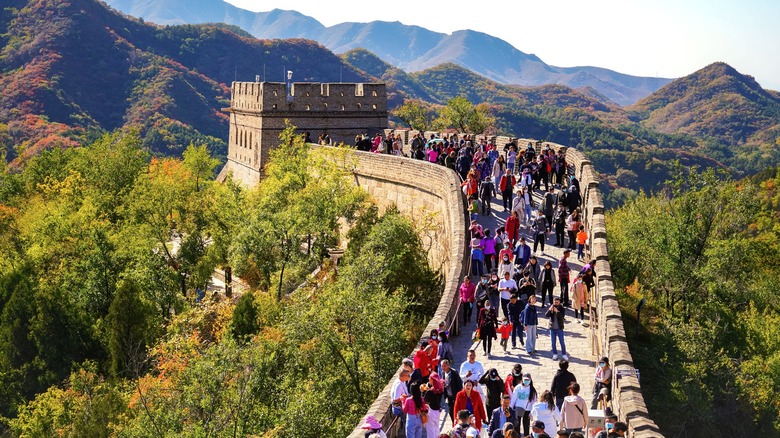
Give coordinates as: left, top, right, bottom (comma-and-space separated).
226, 0, 780, 91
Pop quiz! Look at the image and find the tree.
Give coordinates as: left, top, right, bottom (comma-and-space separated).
394, 99, 430, 131
182, 143, 220, 193
106, 279, 160, 378
230, 292, 259, 342
433, 96, 495, 134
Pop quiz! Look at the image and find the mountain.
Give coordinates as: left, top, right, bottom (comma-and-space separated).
101, 0, 672, 106
629, 62, 780, 171
0, 0, 367, 165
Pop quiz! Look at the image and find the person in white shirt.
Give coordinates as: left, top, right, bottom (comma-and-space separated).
459, 349, 485, 402
497, 271, 518, 320
390, 369, 411, 428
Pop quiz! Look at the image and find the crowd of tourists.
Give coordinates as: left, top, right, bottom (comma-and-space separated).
358, 134, 623, 438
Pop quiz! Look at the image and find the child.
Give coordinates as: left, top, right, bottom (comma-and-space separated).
498, 317, 513, 352
469, 196, 480, 221
576, 224, 588, 260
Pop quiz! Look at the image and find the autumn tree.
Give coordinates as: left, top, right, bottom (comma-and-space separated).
395, 99, 430, 131
433, 96, 495, 134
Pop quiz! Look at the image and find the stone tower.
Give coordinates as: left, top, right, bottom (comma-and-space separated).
220, 79, 388, 186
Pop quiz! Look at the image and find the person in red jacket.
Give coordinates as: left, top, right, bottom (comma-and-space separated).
505, 210, 520, 246
499, 172, 517, 212
453, 380, 488, 431
413, 341, 436, 380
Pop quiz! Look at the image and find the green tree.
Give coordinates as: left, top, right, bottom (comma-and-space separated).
394, 99, 430, 131
106, 279, 160, 378
433, 96, 495, 134
230, 292, 259, 342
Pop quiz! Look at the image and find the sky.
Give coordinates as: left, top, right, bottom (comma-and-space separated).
223, 0, 780, 90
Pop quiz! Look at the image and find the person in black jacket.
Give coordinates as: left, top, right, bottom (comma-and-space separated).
550, 360, 577, 411
488, 394, 518, 437
479, 368, 505, 421
507, 294, 524, 348
545, 296, 568, 361
439, 359, 463, 424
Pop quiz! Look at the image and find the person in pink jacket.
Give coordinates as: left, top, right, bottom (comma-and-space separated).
460, 276, 476, 324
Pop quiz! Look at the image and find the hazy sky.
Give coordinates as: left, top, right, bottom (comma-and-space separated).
224, 0, 780, 90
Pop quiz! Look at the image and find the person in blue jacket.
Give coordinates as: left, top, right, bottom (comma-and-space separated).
520, 294, 539, 354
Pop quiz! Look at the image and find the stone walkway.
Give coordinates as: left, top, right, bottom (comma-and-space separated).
440, 185, 598, 433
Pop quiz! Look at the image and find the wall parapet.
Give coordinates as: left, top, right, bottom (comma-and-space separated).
334, 149, 468, 438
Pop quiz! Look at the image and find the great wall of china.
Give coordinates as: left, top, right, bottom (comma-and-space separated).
219, 81, 663, 437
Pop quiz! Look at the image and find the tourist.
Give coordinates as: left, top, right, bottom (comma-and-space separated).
453, 380, 487, 432
504, 363, 523, 394
558, 249, 572, 307
492, 155, 506, 194
506, 211, 521, 246
511, 372, 538, 436
507, 294, 524, 349
498, 271, 517, 319
511, 186, 525, 219
440, 359, 463, 424
479, 368, 506, 419
545, 297, 568, 361
591, 357, 612, 409
498, 317, 512, 352
514, 237, 532, 269
523, 256, 542, 297
487, 272, 501, 312
360, 415, 387, 438
571, 273, 588, 323
478, 300, 499, 357
391, 368, 411, 416
488, 394, 518, 438
539, 261, 556, 307
459, 349, 485, 399
481, 178, 496, 216
531, 420, 548, 438
561, 383, 588, 433
566, 210, 581, 250
576, 225, 587, 261
532, 210, 548, 254
593, 414, 618, 438
542, 187, 557, 231
460, 276, 476, 324
499, 170, 516, 212
530, 390, 562, 435
413, 340, 435, 380
518, 272, 536, 304
521, 295, 539, 354
450, 409, 474, 438
471, 232, 485, 277
553, 202, 567, 247
482, 229, 497, 274
403, 381, 429, 438
491, 422, 516, 438
550, 360, 577, 411
475, 274, 491, 318
423, 373, 445, 438
522, 187, 534, 225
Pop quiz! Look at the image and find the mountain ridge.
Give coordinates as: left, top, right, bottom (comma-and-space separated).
101, 0, 672, 105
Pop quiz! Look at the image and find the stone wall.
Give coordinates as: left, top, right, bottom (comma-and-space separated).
340, 149, 469, 438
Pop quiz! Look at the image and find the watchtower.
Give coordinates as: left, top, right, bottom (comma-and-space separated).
221, 76, 388, 186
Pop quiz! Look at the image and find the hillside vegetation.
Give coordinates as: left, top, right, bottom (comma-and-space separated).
608, 168, 780, 437
0, 0, 367, 165
0, 125, 440, 436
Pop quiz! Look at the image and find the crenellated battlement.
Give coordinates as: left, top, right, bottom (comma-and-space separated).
222, 81, 388, 186
230, 81, 387, 113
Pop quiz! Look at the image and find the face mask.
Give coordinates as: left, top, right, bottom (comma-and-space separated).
522, 379, 530, 385
606, 423, 614, 430
432, 336, 438, 341
492, 276, 498, 281
482, 279, 488, 284
533, 433, 540, 438
503, 257, 509, 261
599, 362, 606, 368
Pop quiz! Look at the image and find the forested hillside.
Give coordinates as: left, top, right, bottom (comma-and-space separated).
608, 167, 780, 436
0, 0, 367, 165
0, 125, 440, 436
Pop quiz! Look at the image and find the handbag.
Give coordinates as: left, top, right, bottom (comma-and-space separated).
420, 409, 429, 425
473, 328, 480, 341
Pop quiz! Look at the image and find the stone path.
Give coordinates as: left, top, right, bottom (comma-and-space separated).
440, 184, 598, 433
